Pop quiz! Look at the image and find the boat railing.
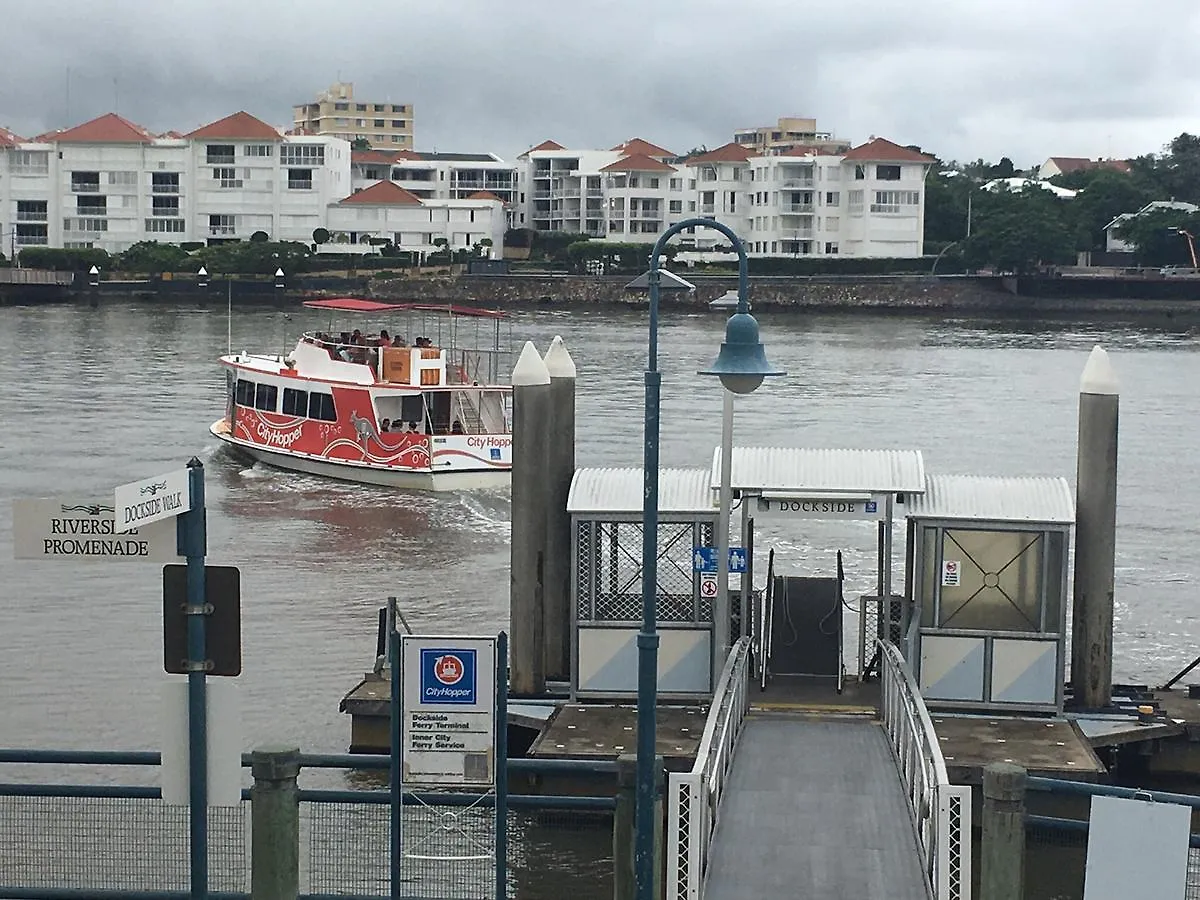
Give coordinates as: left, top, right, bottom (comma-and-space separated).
445, 347, 511, 386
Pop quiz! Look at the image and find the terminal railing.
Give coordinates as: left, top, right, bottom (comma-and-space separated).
877, 638, 972, 900
665, 636, 752, 900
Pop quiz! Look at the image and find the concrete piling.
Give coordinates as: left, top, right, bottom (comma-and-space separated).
250, 746, 301, 900
1071, 345, 1120, 710
542, 336, 577, 683
510, 341, 551, 696
980, 762, 1027, 900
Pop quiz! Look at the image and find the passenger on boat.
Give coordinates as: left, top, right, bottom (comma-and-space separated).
415, 336, 432, 348
380, 418, 391, 433
451, 420, 464, 434
378, 330, 393, 348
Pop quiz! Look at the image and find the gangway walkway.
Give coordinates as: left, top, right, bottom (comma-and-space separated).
666, 639, 971, 900
703, 715, 931, 899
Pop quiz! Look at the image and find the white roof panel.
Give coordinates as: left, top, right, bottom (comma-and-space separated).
567, 467, 714, 516
905, 475, 1074, 525
711, 447, 926, 495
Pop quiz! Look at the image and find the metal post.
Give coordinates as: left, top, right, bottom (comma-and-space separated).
495, 631, 509, 899
1071, 346, 1119, 710
714, 390, 734, 691
389, 599, 402, 899
636, 255, 662, 900
613, 753, 637, 900
981, 762, 1027, 900
182, 458, 209, 900
250, 747, 300, 900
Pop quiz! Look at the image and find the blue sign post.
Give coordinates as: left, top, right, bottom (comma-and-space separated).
180, 459, 208, 900
692, 546, 747, 574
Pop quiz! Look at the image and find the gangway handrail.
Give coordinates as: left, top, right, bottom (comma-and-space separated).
877, 638, 972, 900
666, 636, 752, 900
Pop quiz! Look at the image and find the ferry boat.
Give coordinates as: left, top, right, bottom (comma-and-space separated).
210, 298, 513, 491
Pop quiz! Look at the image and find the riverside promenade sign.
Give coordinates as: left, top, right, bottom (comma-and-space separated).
12, 498, 180, 562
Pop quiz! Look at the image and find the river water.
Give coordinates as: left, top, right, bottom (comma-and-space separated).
2, 300, 1199, 897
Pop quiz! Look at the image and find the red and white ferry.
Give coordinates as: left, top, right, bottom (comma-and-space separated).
210, 298, 514, 491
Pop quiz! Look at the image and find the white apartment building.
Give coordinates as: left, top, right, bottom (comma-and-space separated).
349, 150, 518, 224
515, 136, 934, 258
0, 112, 506, 259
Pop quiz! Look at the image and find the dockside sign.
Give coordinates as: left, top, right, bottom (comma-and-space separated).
401, 635, 497, 787
12, 498, 180, 562
114, 469, 190, 532
755, 495, 888, 521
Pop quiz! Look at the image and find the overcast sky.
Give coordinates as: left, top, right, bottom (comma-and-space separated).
3, 0, 1198, 166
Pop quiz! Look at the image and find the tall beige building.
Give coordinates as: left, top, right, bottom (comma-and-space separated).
292, 82, 414, 149
733, 116, 849, 155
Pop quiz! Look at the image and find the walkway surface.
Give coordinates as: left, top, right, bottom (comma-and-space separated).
704, 715, 931, 900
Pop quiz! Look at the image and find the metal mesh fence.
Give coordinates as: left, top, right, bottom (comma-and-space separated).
585, 521, 700, 623
0, 796, 248, 891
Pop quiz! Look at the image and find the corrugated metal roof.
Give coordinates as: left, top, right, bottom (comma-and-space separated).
905, 475, 1074, 525
711, 447, 926, 495
567, 467, 714, 515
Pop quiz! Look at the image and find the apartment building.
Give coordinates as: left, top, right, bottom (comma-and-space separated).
733, 116, 851, 156
515, 136, 934, 258
292, 82, 414, 149
0, 111, 506, 259
349, 149, 519, 224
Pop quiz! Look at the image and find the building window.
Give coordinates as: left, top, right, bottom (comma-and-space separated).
356, 103, 367, 112
11, 151, 49, 174
14, 224, 48, 245
281, 144, 325, 166
373, 119, 385, 128
71, 171, 100, 193
825, 192, 839, 207
288, 168, 314, 190
855, 165, 867, 180
669, 200, 683, 214
669, 178, 682, 191
16, 200, 47, 222
152, 172, 180, 193
206, 145, 235, 165
701, 168, 717, 182
145, 218, 185, 233
210, 214, 236, 236
391, 120, 405, 129
871, 190, 920, 213
335, 118, 349, 126
334, 102, 349, 111
77, 195, 107, 214
152, 197, 179, 216
65, 217, 108, 233
648, 177, 660, 189
391, 136, 401, 143
825, 242, 839, 255
213, 168, 243, 188
235, 379, 256, 405
244, 145, 273, 157
876, 165, 902, 181
848, 190, 864, 214
108, 171, 137, 186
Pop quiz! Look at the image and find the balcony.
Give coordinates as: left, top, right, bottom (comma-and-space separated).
15, 233, 48, 246
551, 188, 581, 199
151, 206, 181, 217
71, 182, 100, 193
780, 177, 815, 189
16, 210, 47, 222
206, 154, 235, 166
783, 229, 815, 239
288, 180, 314, 191
780, 202, 815, 214
152, 183, 181, 194
699, 203, 716, 215
209, 225, 237, 236
533, 190, 551, 200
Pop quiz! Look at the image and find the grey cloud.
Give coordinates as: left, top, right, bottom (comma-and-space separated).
2, 0, 1198, 164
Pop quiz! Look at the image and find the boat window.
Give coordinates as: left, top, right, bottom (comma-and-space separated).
282, 387, 308, 417
309, 392, 337, 422
234, 378, 256, 406
255, 383, 278, 412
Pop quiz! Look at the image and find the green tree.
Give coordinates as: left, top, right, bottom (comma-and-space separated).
16, 247, 111, 271
193, 240, 311, 274
923, 169, 975, 245
1115, 208, 1200, 267
962, 185, 1075, 273
1061, 168, 1158, 250
351, 137, 371, 151
116, 241, 193, 274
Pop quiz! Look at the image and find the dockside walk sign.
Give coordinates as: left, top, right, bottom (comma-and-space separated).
114, 468, 190, 533
401, 635, 497, 787
12, 498, 180, 562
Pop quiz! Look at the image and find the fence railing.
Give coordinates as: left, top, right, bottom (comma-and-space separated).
0, 749, 617, 900
877, 639, 972, 900
665, 636, 752, 900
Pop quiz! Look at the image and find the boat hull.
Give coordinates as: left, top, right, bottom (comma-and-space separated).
210, 420, 510, 491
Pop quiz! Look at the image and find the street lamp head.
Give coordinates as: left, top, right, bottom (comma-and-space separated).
699, 312, 785, 394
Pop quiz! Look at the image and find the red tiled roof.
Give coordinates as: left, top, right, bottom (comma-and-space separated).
610, 137, 674, 158
519, 139, 565, 157
0, 127, 23, 147
840, 138, 935, 163
600, 153, 677, 173
38, 113, 153, 143
185, 111, 281, 140
685, 142, 755, 165
158, 130, 184, 139
339, 181, 423, 205
1047, 156, 1131, 175
466, 190, 505, 202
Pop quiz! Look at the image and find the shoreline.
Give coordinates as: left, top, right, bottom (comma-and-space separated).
6, 271, 1200, 319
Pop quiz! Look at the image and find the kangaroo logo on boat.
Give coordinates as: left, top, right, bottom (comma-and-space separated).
420, 649, 477, 704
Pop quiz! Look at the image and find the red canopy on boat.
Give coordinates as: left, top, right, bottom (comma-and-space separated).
303, 298, 407, 312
